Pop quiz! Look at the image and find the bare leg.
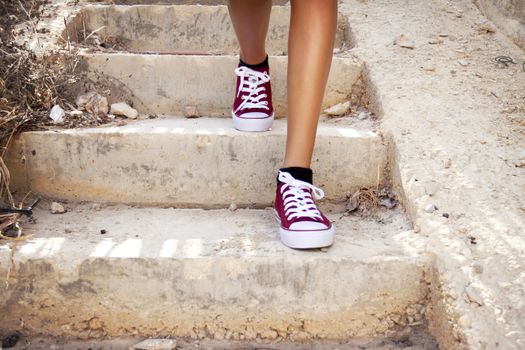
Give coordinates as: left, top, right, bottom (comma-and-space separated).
284, 0, 337, 168
227, 0, 272, 64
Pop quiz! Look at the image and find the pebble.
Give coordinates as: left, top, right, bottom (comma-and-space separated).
380, 197, 396, 209
442, 213, 450, 218
49, 105, 65, 123
357, 111, 369, 120
67, 109, 83, 117
424, 203, 438, 213
51, 202, 66, 214
394, 34, 415, 49
458, 315, 472, 328
92, 203, 102, 211
76, 91, 109, 116
184, 105, 199, 118
228, 202, 238, 211
428, 37, 444, 45
111, 102, 138, 119
464, 284, 484, 306
324, 101, 351, 116
443, 158, 452, 169
458, 59, 469, 67
131, 339, 177, 350
421, 63, 436, 72
477, 20, 497, 33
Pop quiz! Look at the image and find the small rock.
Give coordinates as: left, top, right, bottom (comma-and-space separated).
228, 202, 238, 211
428, 37, 444, 45
394, 34, 415, 49
131, 338, 177, 350
464, 284, 484, 306
424, 204, 438, 213
477, 20, 497, 34
458, 315, 471, 328
67, 110, 83, 117
356, 111, 369, 120
442, 213, 450, 218
51, 202, 66, 214
380, 197, 397, 209
92, 203, 102, 211
458, 59, 469, 67
346, 191, 360, 212
443, 158, 452, 169
413, 225, 420, 233
100, 229, 107, 235
324, 101, 351, 116
111, 102, 138, 119
76, 91, 109, 116
184, 105, 200, 118
421, 63, 436, 72
49, 105, 65, 123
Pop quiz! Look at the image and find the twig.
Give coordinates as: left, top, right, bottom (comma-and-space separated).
84, 25, 105, 43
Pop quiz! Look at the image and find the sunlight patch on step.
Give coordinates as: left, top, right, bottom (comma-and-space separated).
19, 237, 65, 258
108, 238, 142, 257
90, 239, 117, 257
159, 239, 179, 258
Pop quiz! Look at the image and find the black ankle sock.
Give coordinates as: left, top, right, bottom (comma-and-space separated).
239, 55, 269, 69
278, 167, 313, 185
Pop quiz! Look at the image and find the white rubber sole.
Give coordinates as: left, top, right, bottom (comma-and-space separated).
275, 210, 335, 249
232, 111, 274, 132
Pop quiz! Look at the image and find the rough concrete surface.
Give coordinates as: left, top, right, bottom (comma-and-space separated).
7, 117, 385, 206
68, 5, 348, 54
0, 204, 428, 340
340, 0, 525, 348
8, 329, 439, 350
474, 0, 525, 48
79, 54, 362, 117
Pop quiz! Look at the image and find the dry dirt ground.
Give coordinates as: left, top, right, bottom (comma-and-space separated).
339, 0, 524, 348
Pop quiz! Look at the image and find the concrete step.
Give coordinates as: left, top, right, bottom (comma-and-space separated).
79, 54, 362, 117
67, 5, 349, 55
0, 204, 428, 340
7, 117, 385, 207
81, 0, 290, 5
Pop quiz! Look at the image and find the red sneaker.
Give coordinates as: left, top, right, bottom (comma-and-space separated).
274, 171, 334, 249
232, 64, 274, 132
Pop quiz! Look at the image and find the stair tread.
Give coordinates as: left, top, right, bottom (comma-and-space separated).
27, 117, 378, 138
12, 204, 420, 261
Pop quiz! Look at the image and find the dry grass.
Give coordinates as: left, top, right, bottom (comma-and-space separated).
0, 0, 94, 234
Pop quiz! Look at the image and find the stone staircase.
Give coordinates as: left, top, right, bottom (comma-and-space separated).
2, 0, 438, 347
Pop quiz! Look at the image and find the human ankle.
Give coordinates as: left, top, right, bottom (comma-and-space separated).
277, 167, 313, 185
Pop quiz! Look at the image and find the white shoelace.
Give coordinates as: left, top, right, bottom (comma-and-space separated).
278, 171, 325, 221
234, 66, 270, 113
